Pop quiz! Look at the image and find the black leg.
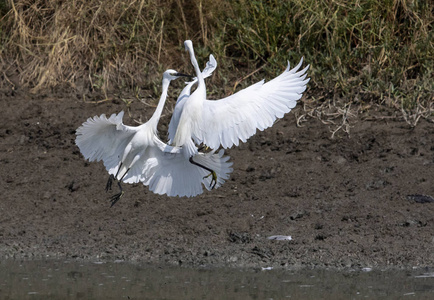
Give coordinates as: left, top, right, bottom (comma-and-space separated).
189, 156, 217, 189
109, 180, 124, 207
107, 166, 130, 207
114, 162, 123, 178
105, 174, 115, 192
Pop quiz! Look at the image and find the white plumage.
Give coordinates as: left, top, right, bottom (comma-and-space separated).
170, 40, 310, 152
75, 70, 232, 205
75, 40, 310, 205
168, 54, 217, 145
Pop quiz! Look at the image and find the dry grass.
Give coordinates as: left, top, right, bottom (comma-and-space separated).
3, 0, 173, 92
0, 0, 432, 127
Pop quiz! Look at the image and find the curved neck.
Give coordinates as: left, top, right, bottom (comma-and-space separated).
148, 77, 170, 131
187, 45, 205, 92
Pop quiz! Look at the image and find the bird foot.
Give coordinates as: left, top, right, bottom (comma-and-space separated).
203, 171, 217, 189
197, 145, 210, 152
109, 191, 124, 208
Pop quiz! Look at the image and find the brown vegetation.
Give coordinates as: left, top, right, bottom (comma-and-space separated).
0, 0, 432, 128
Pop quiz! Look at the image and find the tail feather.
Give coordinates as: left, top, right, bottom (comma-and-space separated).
193, 149, 233, 190
142, 149, 233, 197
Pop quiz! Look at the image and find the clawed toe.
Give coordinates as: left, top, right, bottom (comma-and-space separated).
203, 171, 217, 189
109, 192, 124, 207
106, 175, 124, 207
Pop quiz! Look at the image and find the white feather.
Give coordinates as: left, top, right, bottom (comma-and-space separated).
76, 111, 232, 198
75, 69, 232, 199
200, 59, 310, 149
168, 54, 217, 144
171, 40, 310, 151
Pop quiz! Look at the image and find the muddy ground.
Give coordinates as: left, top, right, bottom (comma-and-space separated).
0, 89, 433, 270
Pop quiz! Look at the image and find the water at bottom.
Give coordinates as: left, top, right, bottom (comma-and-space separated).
0, 260, 433, 299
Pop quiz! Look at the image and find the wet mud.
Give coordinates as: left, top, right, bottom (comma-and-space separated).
1, 91, 433, 270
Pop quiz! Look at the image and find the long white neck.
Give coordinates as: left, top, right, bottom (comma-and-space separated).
148, 77, 170, 132
187, 44, 206, 96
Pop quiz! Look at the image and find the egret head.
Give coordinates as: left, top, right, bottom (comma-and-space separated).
184, 40, 193, 51
163, 69, 194, 81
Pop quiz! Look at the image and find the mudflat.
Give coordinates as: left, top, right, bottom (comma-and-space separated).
1, 91, 433, 270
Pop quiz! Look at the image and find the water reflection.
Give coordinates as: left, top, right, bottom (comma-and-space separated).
0, 260, 433, 299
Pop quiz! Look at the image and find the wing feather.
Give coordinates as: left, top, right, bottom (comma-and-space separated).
199, 58, 310, 149
133, 138, 233, 197
75, 111, 138, 175
77, 109, 233, 198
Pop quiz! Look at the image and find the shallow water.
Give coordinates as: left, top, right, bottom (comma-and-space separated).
0, 260, 433, 299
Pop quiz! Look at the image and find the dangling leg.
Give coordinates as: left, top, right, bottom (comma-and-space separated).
109, 180, 124, 207
106, 162, 123, 192
105, 174, 115, 192
189, 156, 217, 189
109, 168, 130, 207
106, 163, 129, 207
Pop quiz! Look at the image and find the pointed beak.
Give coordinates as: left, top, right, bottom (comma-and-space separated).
175, 72, 194, 79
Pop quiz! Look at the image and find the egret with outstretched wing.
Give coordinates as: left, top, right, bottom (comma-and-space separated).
76, 70, 232, 207
170, 40, 310, 154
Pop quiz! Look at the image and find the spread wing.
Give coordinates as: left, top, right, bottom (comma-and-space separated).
76, 111, 232, 197
75, 111, 138, 175
198, 59, 310, 149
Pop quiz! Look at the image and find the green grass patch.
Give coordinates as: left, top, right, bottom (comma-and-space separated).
0, 0, 432, 124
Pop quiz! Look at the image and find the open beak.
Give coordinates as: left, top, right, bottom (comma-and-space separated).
175, 72, 194, 79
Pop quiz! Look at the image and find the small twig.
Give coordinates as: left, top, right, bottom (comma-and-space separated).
139, 98, 158, 108
2, 72, 15, 89
82, 94, 112, 104
232, 64, 266, 92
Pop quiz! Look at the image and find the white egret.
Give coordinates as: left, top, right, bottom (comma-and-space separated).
75, 70, 233, 207
169, 40, 310, 154
167, 54, 220, 183
168, 54, 217, 141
